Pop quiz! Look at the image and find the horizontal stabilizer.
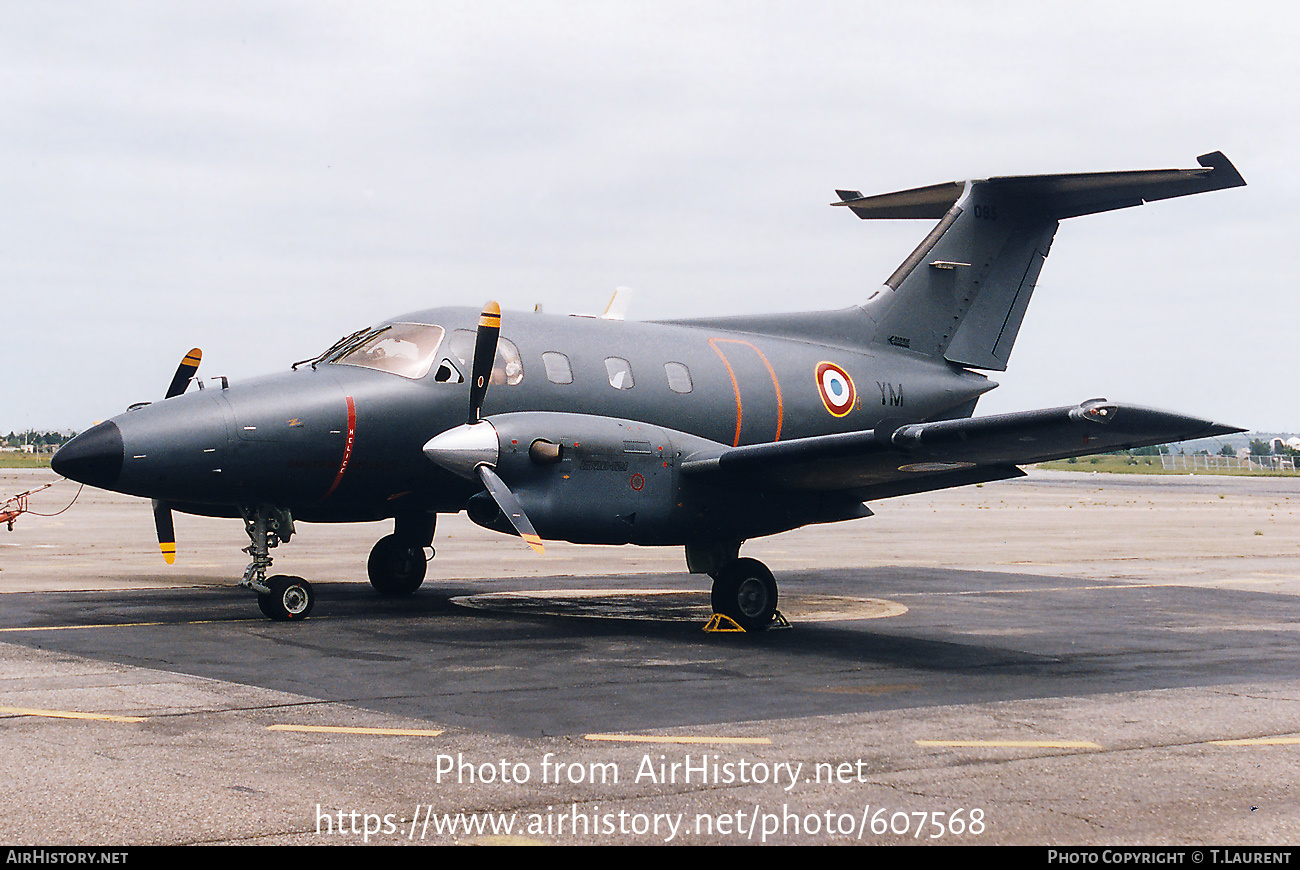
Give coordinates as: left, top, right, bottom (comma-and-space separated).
833, 182, 966, 219
834, 151, 1245, 221
682, 399, 1243, 500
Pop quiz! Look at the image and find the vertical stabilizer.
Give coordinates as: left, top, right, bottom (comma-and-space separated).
834, 152, 1245, 371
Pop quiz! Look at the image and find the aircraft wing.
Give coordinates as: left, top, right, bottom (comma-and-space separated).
680, 399, 1243, 500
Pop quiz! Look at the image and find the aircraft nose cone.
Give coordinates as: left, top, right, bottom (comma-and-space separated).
51, 421, 124, 488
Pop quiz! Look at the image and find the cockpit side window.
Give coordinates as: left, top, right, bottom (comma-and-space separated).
434, 328, 524, 385
333, 323, 445, 380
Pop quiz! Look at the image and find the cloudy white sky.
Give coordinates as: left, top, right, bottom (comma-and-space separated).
2, 1, 1294, 434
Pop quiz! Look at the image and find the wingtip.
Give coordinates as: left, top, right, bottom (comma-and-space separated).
1195, 151, 1246, 188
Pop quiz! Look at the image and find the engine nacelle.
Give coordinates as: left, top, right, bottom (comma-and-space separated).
477, 412, 691, 544
462, 412, 870, 546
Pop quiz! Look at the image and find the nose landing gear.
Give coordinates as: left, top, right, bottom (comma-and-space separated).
239, 505, 314, 622
237, 508, 436, 620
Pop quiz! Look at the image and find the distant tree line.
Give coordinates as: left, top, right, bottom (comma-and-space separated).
1102, 440, 1299, 459
1, 431, 76, 450
1254, 438, 1300, 457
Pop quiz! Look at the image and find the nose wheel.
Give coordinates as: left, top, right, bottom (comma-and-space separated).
257, 575, 315, 621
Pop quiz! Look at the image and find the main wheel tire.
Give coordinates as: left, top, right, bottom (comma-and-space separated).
258, 575, 315, 621
711, 557, 777, 632
367, 534, 427, 596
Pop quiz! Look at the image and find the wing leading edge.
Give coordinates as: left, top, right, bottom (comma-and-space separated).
680, 399, 1243, 501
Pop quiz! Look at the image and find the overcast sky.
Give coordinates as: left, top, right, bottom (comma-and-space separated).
2, 1, 1294, 434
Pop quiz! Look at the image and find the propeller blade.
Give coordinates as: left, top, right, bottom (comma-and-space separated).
152, 499, 176, 564
148, 349, 201, 564
477, 464, 544, 554
468, 302, 500, 424
165, 348, 203, 399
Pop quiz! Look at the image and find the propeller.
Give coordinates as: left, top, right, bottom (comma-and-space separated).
468, 301, 500, 424
424, 302, 545, 554
152, 499, 177, 565
477, 464, 545, 554
153, 348, 202, 564
165, 348, 203, 399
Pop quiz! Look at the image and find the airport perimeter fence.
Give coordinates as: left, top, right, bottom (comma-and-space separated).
1160, 454, 1297, 472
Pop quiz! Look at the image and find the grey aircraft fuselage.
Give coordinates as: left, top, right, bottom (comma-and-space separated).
104, 304, 990, 541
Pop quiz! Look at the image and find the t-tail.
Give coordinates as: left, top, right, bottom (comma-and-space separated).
835, 151, 1245, 371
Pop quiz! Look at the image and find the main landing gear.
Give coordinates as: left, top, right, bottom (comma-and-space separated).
367, 512, 435, 597
239, 504, 315, 622
688, 542, 780, 632
367, 535, 428, 596
710, 557, 779, 632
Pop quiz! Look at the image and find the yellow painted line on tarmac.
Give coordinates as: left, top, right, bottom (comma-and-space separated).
1212, 737, 1300, 746
818, 683, 920, 695
916, 740, 1102, 748
0, 619, 260, 633
898, 583, 1157, 597
267, 724, 445, 737
585, 733, 771, 745
0, 705, 146, 723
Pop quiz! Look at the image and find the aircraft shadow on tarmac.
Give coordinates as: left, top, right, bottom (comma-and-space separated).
5, 565, 1299, 738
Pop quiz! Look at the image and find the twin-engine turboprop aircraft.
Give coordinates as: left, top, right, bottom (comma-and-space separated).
53, 152, 1246, 630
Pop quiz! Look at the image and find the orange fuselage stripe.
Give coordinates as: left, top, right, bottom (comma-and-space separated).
708, 338, 784, 446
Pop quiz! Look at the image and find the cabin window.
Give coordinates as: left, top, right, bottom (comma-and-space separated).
433, 328, 524, 385
605, 357, 634, 390
542, 352, 573, 385
334, 323, 445, 380
664, 361, 692, 393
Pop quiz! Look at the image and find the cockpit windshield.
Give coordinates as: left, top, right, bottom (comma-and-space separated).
302, 320, 523, 385
330, 322, 446, 379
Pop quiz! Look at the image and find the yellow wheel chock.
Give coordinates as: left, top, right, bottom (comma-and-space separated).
703, 610, 790, 633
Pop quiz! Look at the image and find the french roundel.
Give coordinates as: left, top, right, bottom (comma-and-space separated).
815, 362, 855, 417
